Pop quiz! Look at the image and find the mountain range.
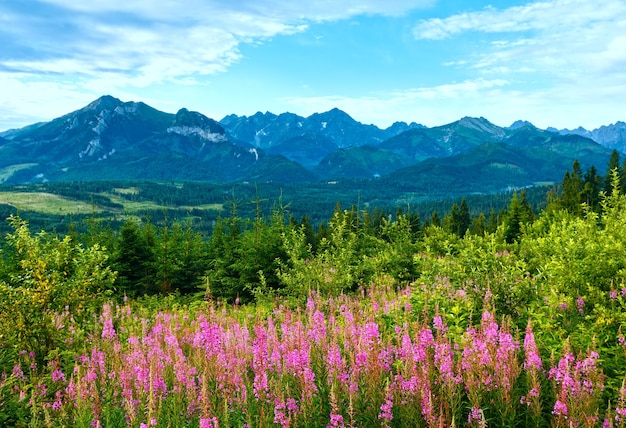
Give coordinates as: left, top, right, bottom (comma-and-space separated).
0, 95, 623, 197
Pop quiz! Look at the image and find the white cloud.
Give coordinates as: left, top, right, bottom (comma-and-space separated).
406, 0, 626, 128
413, 0, 625, 40
37, 0, 434, 22
413, 0, 626, 80
0, 75, 96, 130
0, 0, 433, 130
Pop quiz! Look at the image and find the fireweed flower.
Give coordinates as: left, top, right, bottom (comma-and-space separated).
327, 344, 348, 384
12, 364, 25, 381
549, 347, 604, 426
433, 315, 447, 332
252, 325, 270, 400
307, 310, 327, 344
51, 369, 66, 383
274, 399, 289, 427
328, 413, 345, 427
553, 399, 568, 417
468, 407, 484, 423
523, 322, 543, 371
100, 303, 117, 340
378, 389, 394, 426
577, 297, 585, 315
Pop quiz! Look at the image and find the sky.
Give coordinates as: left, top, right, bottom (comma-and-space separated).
1, 0, 625, 132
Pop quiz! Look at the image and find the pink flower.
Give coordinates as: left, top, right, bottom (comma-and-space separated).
378, 394, 394, 425
327, 413, 345, 427
199, 417, 218, 428
468, 407, 483, 423
12, 364, 25, 381
51, 369, 66, 383
433, 315, 447, 332
577, 297, 585, 315
100, 304, 117, 340
553, 399, 568, 417
523, 323, 542, 371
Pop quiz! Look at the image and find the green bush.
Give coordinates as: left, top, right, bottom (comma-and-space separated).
0, 216, 116, 367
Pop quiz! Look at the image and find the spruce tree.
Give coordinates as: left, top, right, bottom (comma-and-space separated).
502, 191, 534, 243
113, 220, 157, 296
560, 160, 584, 214
605, 149, 622, 196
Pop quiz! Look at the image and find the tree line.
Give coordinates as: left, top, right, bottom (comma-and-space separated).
1, 150, 625, 306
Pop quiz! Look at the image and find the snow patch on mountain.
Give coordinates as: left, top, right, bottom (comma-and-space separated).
249, 148, 259, 161
114, 103, 139, 115
65, 116, 80, 131
99, 148, 116, 161
92, 110, 111, 135
79, 138, 101, 158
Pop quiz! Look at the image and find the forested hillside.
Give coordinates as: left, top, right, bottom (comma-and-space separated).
1, 152, 626, 426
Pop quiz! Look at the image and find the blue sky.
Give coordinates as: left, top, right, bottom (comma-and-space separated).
1, 0, 625, 131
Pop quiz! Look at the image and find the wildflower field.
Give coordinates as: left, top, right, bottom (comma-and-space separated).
3, 170, 626, 426
2, 285, 626, 427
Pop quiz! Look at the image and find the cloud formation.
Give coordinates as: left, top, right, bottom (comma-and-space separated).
1, 0, 624, 131
2, 0, 431, 82
0, 0, 432, 129
405, 0, 626, 127
413, 0, 626, 80
413, 0, 624, 40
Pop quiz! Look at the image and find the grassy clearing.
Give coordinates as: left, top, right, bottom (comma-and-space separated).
0, 191, 105, 214
0, 188, 224, 217
113, 186, 141, 195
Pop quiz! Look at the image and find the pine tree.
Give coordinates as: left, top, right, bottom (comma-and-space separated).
605, 149, 622, 196
487, 208, 499, 234
471, 212, 487, 236
560, 160, 584, 215
447, 199, 470, 237
582, 165, 602, 209
502, 191, 535, 244
113, 220, 157, 296
430, 210, 441, 227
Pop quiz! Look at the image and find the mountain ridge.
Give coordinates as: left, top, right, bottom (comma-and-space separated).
0, 95, 621, 199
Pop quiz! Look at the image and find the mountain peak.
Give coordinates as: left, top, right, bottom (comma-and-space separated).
508, 120, 536, 130
169, 108, 227, 142
174, 109, 221, 131
458, 116, 492, 127
454, 116, 505, 138
86, 95, 122, 111
314, 108, 354, 121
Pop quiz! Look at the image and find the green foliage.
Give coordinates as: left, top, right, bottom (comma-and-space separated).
0, 215, 115, 365
153, 217, 209, 294
207, 197, 289, 303
279, 209, 376, 301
